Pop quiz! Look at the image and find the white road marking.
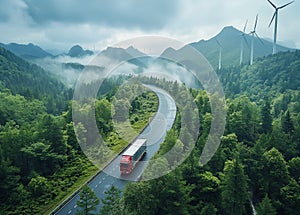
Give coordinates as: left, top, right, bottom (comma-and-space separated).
68, 210, 72, 214
74, 205, 77, 208
95, 184, 98, 188
99, 181, 101, 184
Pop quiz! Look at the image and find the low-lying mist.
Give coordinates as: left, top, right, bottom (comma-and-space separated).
34, 52, 202, 89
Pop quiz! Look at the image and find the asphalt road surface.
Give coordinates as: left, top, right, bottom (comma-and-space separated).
53, 85, 176, 215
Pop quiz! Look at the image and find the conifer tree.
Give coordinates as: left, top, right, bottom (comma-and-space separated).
261, 99, 272, 134
76, 185, 99, 215
257, 195, 276, 215
100, 185, 122, 215
281, 110, 294, 134
221, 159, 249, 215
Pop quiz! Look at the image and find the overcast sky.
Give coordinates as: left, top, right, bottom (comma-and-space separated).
0, 0, 299, 52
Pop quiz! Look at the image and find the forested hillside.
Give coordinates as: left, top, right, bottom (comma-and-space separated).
96, 51, 300, 215
0, 47, 70, 114
218, 50, 300, 100
0, 48, 160, 214
0, 83, 158, 214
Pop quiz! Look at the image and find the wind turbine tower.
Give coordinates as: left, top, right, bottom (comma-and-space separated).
215, 38, 222, 70
249, 14, 263, 65
240, 20, 248, 65
267, 0, 294, 54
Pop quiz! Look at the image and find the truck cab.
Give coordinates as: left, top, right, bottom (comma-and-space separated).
120, 155, 133, 174
120, 139, 147, 175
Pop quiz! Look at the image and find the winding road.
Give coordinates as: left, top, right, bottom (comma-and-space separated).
52, 85, 176, 215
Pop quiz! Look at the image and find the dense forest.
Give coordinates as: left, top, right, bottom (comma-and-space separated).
0, 48, 159, 214
0, 47, 71, 114
1, 47, 300, 214
83, 51, 300, 215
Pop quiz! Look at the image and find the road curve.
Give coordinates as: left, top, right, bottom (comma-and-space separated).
52, 85, 176, 215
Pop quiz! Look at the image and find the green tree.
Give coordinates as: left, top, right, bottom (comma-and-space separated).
262, 148, 289, 200
21, 141, 66, 176
0, 152, 20, 201
76, 185, 99, 215
150, 170, 192, 215
221, 159, 249, 215
28, 175, 50, 197
281, 110, 294, 134
100, 185, 121, 215
280, 178, 300, 214
257, 195, 276, 215
95, 98, 113, 136
261, 98, 272, 134
124, 169, 193, 215
38, 114, 67, 154
266, 125, 297, 160
124, 181, 153, 215
195, 171, 220, 207
288, 157, 300, 180
227, 96, 259, 143
112, 98, 130, 122
244, 137, 266, 199
200, 203, 217, 215
221, 133, 239, 160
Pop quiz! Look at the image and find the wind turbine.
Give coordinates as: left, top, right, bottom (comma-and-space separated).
240, 20, 248, 65
249, 14, 263, 65
215, 38, 222, 70
267, 0, 294, 54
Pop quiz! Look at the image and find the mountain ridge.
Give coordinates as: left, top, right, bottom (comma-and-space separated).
161, 26, 294, 68
0, 46, 69, 113
68, 45, 93, 57
0, 42, 53, 60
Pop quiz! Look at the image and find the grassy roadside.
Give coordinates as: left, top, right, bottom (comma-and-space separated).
45, 91, 158, 214
43, 164, 98, 214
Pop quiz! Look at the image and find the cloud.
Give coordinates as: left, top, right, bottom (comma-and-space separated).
0, 0, 299, 51
138, 59, 199, 89
0, 0, 27, 22
33, 54, 92, 86
23, 0, 180, 30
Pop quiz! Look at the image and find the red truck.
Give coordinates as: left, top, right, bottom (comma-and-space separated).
120, 138, 147, 174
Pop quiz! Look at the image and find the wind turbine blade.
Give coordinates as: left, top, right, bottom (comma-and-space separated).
268, 12, 276, 27
254, 14, 258, 31
279, 1, 294, 9
243, 20, 248, 32
255, 33, 264, 45
267, 0, 277, 9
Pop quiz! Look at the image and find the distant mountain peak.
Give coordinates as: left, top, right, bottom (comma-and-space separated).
125, 46, 145, 57
126, 45, 136, 50
160, 47, 178, 59
70, 44, 83, 51
68, 45, 93, 57
222, 25, 238, 31
99, 46, 132, 61
214, 26, 243, 40
0, 42, 52, 59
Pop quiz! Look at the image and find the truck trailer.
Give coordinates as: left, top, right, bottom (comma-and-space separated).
120, 138, 147, 174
